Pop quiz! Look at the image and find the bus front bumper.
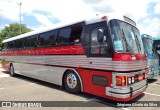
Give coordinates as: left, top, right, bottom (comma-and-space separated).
106, 80, 147, 100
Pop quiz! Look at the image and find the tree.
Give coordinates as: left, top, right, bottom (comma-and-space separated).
0, 35, 4, 44
0, 23, 32, 39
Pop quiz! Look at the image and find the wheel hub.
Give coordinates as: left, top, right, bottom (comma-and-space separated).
66, 73, 77, 89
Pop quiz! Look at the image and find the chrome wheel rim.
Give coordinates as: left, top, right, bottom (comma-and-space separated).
66, 73, 77, 89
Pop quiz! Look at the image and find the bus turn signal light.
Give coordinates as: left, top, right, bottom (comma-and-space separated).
116, 76, 126, 86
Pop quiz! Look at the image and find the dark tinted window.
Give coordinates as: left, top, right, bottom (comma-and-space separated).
38, 33, 46, 46
8, 41, 15, 49
57, 27, 71, 45
24, 37, 30, 47
15, 39, 24, 48
69, 25, 83, 43
57, 24, 83, 45
153, 40, 160, 50
46, 30, 57, 45
38, 30, 57, 47
25, 35, 38, 47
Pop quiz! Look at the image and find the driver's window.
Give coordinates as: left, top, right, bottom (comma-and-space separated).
91, 27, 107, 54
91, 28, 100, 54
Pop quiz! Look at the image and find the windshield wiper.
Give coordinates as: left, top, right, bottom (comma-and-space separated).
135, 35, 141, 53
121, 29, 130, 52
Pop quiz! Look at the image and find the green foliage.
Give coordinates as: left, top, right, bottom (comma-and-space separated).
0, 23, 32, 39
0, 36, 4, 44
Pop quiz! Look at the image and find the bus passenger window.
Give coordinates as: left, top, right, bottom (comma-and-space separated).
42, 30, 58, 46
57, 28, 71, 45
15, 39, 24, 48
8, 41, 15, 49
24, 35, 38, 48
69, 25, 83, 44
38, 33, 46, 47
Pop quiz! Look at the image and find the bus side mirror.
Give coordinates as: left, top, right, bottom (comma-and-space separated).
97, 29, 104, 43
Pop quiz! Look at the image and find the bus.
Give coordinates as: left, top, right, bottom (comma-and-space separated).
141, 34, 159, 79
1, 13, 148, 102
153, 37, 160, 73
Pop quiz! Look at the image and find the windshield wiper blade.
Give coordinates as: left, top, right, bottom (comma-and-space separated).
121, 29, 130, 52
135, 35, 141, 52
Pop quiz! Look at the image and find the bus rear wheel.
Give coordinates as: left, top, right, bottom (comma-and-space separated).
10, 64, 16, 77
64, 70, 81, 93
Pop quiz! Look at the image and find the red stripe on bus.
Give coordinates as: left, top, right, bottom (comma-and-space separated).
2, 45, 85, 56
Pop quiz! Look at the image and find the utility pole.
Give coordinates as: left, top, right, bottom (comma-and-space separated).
17, 2, 22, 35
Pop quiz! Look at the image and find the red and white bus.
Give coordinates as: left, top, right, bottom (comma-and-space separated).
1, 13, 147, 101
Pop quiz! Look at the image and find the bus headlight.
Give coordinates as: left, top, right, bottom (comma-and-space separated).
128, 77, 131, 85
127, 76, 135, 85
132, 77, 135, 83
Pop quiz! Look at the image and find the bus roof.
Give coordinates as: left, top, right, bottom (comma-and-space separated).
2, 13, 135, 43
141, 34, 152, 40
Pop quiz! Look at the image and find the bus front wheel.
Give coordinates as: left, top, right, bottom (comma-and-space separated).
64, 70, 81, 93
10, 64, 16, 77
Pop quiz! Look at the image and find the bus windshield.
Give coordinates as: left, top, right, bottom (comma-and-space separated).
142, 37, 153, 56
109, 20, 143, 54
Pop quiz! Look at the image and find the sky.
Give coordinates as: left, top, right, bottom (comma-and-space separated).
0, 0, 160, 37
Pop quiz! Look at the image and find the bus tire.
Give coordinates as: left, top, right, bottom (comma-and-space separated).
64, 70, 81, 93
10, 64, 16, 77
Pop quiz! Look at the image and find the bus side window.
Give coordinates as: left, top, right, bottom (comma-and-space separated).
48, 30, 58, 46
57, 27, 71, 45
25, 35, 38, 48
8, 41, 15, 49
24, 37, 31, 48
38, 30, 58, 47
69, 24, 83, 44
15, 39, 24, 49
38, 33, 46, 47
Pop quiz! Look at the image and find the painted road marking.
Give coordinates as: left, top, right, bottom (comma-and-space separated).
144, 92, 160, 97
150, 83, 160, 86
0, 74, 10, 78
29, 83, 36, 85
84, 97, 131, 110
121, 108, 131, 110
